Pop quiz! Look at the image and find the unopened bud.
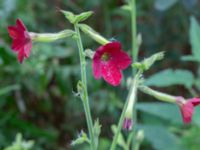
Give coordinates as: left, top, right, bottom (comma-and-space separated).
123, 118, 133, 131
85, 49, 95, 59
30, 30, 74, 42
136, 130, 144, 142
78, 24, 109, 45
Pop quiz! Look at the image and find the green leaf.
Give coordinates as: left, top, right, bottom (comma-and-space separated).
193, 107, 200, 126
181, 55, 199, 62
194, 78, 200, 91
4, 133, 34, 150
132, 52, 164, 71
93, 119, 101, 148
154, 0, 178, 11
0, 84, 20, 96
111, 125, 126, 149
4, 112, 58, 140
189, 16, 200, 62
60, 10, 76, 24
182, 16, 200, 62
98, 138, 111, 150
61, 10, 93, 24
137, 102, 182, 124
75, 11, 93, 23
181, 126, 200, 150
120, 5, 131, 11
144, 69, 194, 88
139, 125, 184, 150
71, 131, 90, 146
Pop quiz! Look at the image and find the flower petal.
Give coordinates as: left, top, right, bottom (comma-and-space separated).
92, 46, 104, 79
7, 26, 24, 39
104, 41, 121, 52
123, 118, 133, 130
16, 19, 27, 31
92, 41, 130, 85
18, 49, 25, 63
189, 98, 200, 106
180, 102, 194, 124
11, 39, 26, 51
92, 56, 102, 79
101, 61, 122, 86
8, 19, 32, 63
112, 50, 132, 70
24, 42, 32, 58
104, 42, 131, 70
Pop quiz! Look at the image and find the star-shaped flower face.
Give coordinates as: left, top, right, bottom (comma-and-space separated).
92, 42, 132, 86
177, 97, 200, 124
8, 19, 32, 63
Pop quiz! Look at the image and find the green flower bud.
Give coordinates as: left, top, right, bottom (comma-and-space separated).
30, 30, 75, 42
78, 24, 109, 45
139, 86, 177, 103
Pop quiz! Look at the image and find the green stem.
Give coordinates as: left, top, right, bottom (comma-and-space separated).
133, 130, 144, 150
129, 0, 138, 149
110, 70, 141, 150
127, 132, 135, 149
74, 24, 96, 150
130, 0, 138, 63
133, 140, 142, 150
111, 1, 139, 147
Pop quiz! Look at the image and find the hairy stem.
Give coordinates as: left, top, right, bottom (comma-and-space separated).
110, 71, 141, 150
74, 24, 96, 150
129, 0, 139, 149
130, 0, 138, 63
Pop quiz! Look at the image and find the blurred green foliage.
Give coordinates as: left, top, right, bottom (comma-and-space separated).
1, 0, 200, 149
4, 133, 34, 150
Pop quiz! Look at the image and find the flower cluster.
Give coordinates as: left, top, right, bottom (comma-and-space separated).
8, 20, 132, 86
7, 18, 200, 130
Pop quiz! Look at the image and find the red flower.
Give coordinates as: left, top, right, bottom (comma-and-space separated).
8, 19, 32, 63
92, 42, 131, 86
176, 97, 200, 124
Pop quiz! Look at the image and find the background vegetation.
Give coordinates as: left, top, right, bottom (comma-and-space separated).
1, 0, 200, 149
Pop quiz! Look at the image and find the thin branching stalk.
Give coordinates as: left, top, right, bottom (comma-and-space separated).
74, 24, 96, 150
130, 0, 140, 149
110, 70, 142, 150
111, 1, 139, 149
130, 0, 138, 63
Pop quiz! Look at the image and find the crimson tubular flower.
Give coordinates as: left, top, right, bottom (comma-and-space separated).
176, 97, 200, 124
92, 42, 131, 86
8, 19, 32, 63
